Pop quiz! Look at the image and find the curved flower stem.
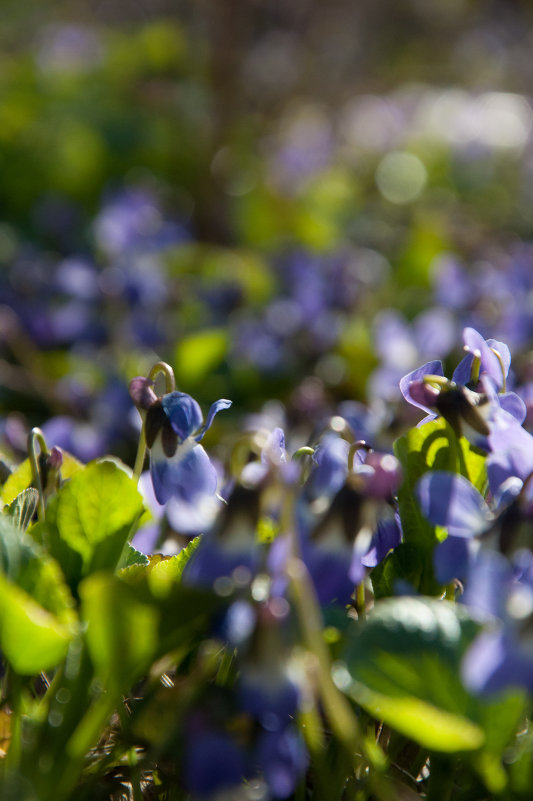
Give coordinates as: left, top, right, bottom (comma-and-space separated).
292, 446, 315, 460
28, 427, 48, 521
147, 361, 176, 394
132, 362, 176, 483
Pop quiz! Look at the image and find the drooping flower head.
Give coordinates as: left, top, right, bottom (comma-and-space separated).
129, 375, 231, 534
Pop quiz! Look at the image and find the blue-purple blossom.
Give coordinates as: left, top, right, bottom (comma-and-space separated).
399, 359, 444, 421
182, 484, 262, 588
399, 327, 525, 444
361, 515, 403, 568
129, 379, 231, 536
487, 416, 533, 509
307, 433, 349, 499
461, 551, 533, 695
183, 728, 247, 798
240, 426, 297, 488
144, 390, 231, 508
254, 727, 308, 799
453, 327, 510, 391
416, 471, 492, 582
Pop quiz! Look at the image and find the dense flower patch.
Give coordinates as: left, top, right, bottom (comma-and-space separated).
0, 325, 530, 799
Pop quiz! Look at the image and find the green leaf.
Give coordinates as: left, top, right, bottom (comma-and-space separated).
0, 573, 75, 674
119, 537, 200, 588
4, 488, 39, 531
1, 460, 33, 505
174, 328, 228, 386
117, 542, 150, 570
348, 680, 484, 752
341, 597, 484, 752
80, 573, 159, 691
0, 515, 77, 674
148, 537, 201, 594
36, 461, 144, 589
81, 563, 219, 688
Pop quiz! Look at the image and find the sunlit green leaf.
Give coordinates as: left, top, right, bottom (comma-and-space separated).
349, 680, 484, 752
0, 515, 77, 674
175, 328, 228, 386
36, 461, 144, 589
341, 597, 484, 752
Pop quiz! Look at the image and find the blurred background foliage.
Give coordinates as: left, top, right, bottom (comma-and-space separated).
2, 0, 533, 462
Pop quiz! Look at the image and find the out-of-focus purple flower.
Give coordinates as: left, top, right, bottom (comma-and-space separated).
41, 415, 107, 463
432, 254, 475, 310
361, 515, 403, 568
355, 451, 402, 500
183, 729, 247, 798
94, 188, 187, 258
461, 551, 533, 695
298, 483, 372, 605
337, 399, 391, 442
487, 416, 533, 510
516, 382, 533, 429
240, 426, 295, 488
182, 484, 262, 588
55, 258, 100, 301
307, 433, 349, 500
36, 24, 104, 75
233, 319, 284, 371
236, 600, 300, 732
372, 309, 456, 403
417, 471, 492, 539
130, 471, 182, 556
254, 727, 308, 799
416, 471, 492, 582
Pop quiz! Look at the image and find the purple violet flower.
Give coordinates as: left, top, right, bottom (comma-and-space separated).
129, 378, 231, 535
142, 389, 231, 508
461, 551, 533, 695
416, 471, 493, 582
182, 484, 262, 589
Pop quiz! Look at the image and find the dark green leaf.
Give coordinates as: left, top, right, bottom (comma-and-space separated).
341, 597, 483, 752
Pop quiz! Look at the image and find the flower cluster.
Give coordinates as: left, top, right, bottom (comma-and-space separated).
401, 326, 533, 697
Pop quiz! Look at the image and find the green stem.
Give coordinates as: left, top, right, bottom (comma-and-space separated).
132, 419, 147, 483
287, 558, 393, 801
356, 581, 366, 619
292, 446, 315, 460
27, 427, 48, 521
148, 361, 176, 393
